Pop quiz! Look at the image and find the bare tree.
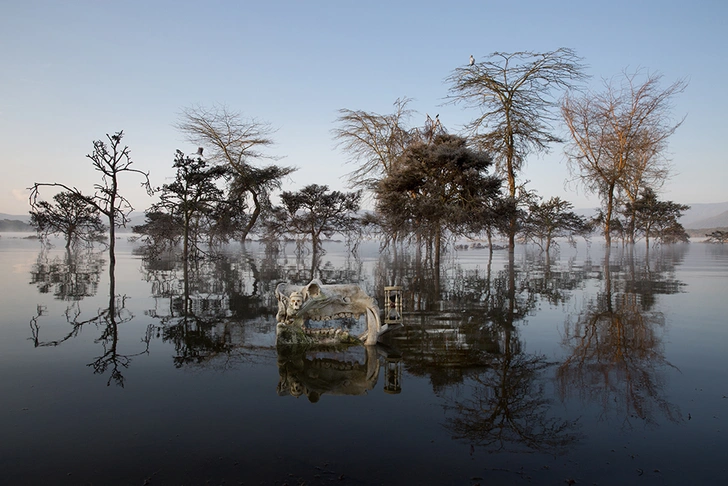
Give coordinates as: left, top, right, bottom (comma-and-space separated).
30, 131, 151, 265
561, 71, 686, 245
446, 48, 587, 251
333, 97, 421, 190
176, 105, 295, 241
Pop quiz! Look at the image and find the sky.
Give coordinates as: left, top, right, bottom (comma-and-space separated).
1, 0, 726, 216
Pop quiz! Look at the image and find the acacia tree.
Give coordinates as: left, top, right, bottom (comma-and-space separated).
267, 184, 361, 278
30, 131, 151, 266
626, 188, 689, 247
333, 97, 420, 190
446, 48, 587, 251
147, 150, 228, 258
561, 71, 686, 245
30, 191, 106, 248
271, 184, 361, 250
176, 105, 296, 241
376, 134, 503, 273
520, 195, 592, 253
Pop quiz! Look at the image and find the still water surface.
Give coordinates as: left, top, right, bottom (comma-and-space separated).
0, 235, 726, 485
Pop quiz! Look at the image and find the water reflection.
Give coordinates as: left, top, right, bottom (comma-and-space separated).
384, 252, 583, 453
138, 247, 274, 368
25, 239, 690, 431
277, 345, 380, 402
557, 246, 684, 426
29, 246, 104, 300
29, 247, 151, 386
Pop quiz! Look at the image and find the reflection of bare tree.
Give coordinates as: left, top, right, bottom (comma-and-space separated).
29, 247, 104, 300
517, 248, 591, 307
29, 251, 151, 387
139, 246, 282, 368
378, 248, 582, 453
69, 296, 151, 387
557, 247, 682, 426
441, 253, 581, 454
445, 352, 580, 454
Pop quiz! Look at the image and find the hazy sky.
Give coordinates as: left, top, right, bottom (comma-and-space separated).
1, 0, 726, 215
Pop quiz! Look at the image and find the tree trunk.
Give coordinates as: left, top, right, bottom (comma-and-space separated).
604, 184, 615, 247
240, 190, 260, 242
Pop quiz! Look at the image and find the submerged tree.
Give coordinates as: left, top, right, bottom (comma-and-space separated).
446, 48, 587, 251
268, 184, 361, 261
176, 105, 296, 241
626, 188, 689, 246
30, 131, 152, 265
333, 97, 420, 190
30, 191, 106, 248
561, 71, 687, 245
148, 150, 228, 258
520, 195, 592, 253
376, 134, 503, 274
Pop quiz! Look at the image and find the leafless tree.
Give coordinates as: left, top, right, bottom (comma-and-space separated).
446, 48, 587, 251
30, 131, 152, 266
561, 70, 687, 245
176, 105, 296, 241
333, 97, 420, 190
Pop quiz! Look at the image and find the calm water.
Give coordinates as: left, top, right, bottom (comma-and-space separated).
1, 235, 726, 485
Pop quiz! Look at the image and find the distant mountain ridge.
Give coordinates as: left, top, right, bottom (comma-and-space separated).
573, 201, 728, 229
684, 210, 728, 229
0, 212, 146, 233
0, 213, 31, 223
678, 202, 728, 229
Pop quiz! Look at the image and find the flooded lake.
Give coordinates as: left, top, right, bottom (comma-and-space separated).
1, 235, 726, 485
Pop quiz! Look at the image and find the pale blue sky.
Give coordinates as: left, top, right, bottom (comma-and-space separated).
1, 0, 726, 215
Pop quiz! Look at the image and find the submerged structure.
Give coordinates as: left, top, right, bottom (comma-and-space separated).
275, 279, 388, 345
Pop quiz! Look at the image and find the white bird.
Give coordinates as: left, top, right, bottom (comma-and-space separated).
469, 54, 475, 66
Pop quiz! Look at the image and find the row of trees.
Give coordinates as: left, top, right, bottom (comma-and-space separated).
29, 49, 693, 259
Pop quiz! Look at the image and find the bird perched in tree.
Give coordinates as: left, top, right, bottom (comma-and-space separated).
196, 147, 204, 157
469, 54, 475, 66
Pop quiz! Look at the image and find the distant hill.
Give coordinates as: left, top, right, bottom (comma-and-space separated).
572, 202, 728, 230
0, 212, 147, 233
679, 202, 728, 228
0, 219, 33, 232
685, 210, 728, 229
0, 213, 31, 224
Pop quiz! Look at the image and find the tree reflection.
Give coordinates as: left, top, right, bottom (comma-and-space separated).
29, 247, 104, 300
139, 245, 283, 368
378, 248, 582, 453
557, 246, 683, 426
443, 254, 581, 453
29, 248, 151, 387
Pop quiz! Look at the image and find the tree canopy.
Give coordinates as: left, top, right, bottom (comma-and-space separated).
30, 191, 106, 248
376, 134, 503, 268
561, 71, 687, 244
176, 105, 296, 241
269, 184, 362, 254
